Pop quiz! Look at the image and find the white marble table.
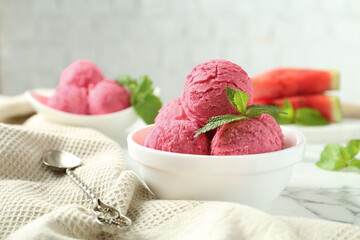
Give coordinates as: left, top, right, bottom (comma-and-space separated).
263, 162, 360, 225
121, 123, 360, 226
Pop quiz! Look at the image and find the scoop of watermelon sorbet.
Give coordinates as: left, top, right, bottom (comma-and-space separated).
182, 59, 253, 125
60, 59, 104, 88
47, 85, 88, 115
211, 114, 284, 156
145, 120, 210, 155
88, 79, 131, 115
154, 97, 189, 125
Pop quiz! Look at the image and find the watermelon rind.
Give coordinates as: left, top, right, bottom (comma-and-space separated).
331, 96, 343, 123
330, 70, 340, 90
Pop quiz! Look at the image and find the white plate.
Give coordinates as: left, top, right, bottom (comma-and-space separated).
287, 118, 360, 143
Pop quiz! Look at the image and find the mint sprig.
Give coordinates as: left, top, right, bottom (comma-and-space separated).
116, 74, 162, 124
194, 87, 287, 137
349, 159, 360, 170
273, 99, 294, 124
295, 108, 329, 126
226, 87, 248, 114
245, 104, 285, 118
316, 139, 360, 171
194, 114, 246, 138
347, 139, 360, 159
273, 99, 329, 126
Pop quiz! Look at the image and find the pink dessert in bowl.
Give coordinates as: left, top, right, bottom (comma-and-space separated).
25, 60, 138, 139
128, 59, 306, 206
47, 60, 131, 116
144, 59, 284, 156
26, 89, 137, 140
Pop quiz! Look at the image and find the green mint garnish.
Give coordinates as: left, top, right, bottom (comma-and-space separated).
316, 139, 360, 171
116, 74, 162, 124
273, 98, 329, 126
226, 87, 249, 114
245, 104, 286, 118
295, 108, 329, 126
273, 99, 294, 124
349, 159, 360, 170
347, 139, 360, 159
194, 114, 246, 138
194, 87, 287, 137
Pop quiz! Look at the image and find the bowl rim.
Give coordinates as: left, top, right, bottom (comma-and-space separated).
127, 124, 307, 175
25, 89, 134, 119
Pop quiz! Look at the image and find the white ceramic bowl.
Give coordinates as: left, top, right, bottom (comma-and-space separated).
25, 89, 138, 140
127, 125, 306, 207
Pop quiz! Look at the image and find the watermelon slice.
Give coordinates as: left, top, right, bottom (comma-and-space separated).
252, 68, 340, 100
268, 94, 343, 123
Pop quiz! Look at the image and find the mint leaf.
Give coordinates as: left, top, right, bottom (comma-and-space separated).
116, 75, 137, 92
226, 87, 236, 107
349, 159, 360, 170
245, 104, 287, 118
316, 139, 360, 172
346, 139, 360, 159
194, 114, 246, 138
133, 94, 162, 124
196, 87, 287, 136
206, 114, 241, 123
295, 108, 329, 126
116, 74, 162, 124
234, 91, 249, 114
133, 75, 153, 101
316, 143, 349, 171
273, 99, 294, 125
226, 87, 249, 114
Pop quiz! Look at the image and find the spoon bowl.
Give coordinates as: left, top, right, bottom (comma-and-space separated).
42, 150, 82, 172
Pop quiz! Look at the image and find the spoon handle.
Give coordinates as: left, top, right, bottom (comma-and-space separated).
66, 168, 98, 203
65, 169, 132, 232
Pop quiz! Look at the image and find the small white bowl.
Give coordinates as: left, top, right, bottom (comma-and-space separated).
127, 125, 306, 207
25, 89, 138, 140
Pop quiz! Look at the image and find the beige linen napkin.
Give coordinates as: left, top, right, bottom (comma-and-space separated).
0, 94, 359, 240
0, 94, 34, 123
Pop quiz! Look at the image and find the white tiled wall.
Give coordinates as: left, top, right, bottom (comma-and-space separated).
1, 0, 360, 103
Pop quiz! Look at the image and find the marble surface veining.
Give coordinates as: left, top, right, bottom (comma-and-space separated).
263, 187, 360, 225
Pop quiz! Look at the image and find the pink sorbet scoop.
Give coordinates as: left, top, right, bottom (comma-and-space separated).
47, 85, 89, 115
88, 79, 131, 115
154, 97, 188, 125
182, 59, 253, 125
60, 59, 104, 88
211, 114, 284, 155
145, 120, 210, 155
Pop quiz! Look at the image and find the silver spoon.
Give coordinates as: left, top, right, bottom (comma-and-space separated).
42, 149, 132, 233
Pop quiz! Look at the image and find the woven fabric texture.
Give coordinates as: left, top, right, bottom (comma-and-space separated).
0, 97, 360, 240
